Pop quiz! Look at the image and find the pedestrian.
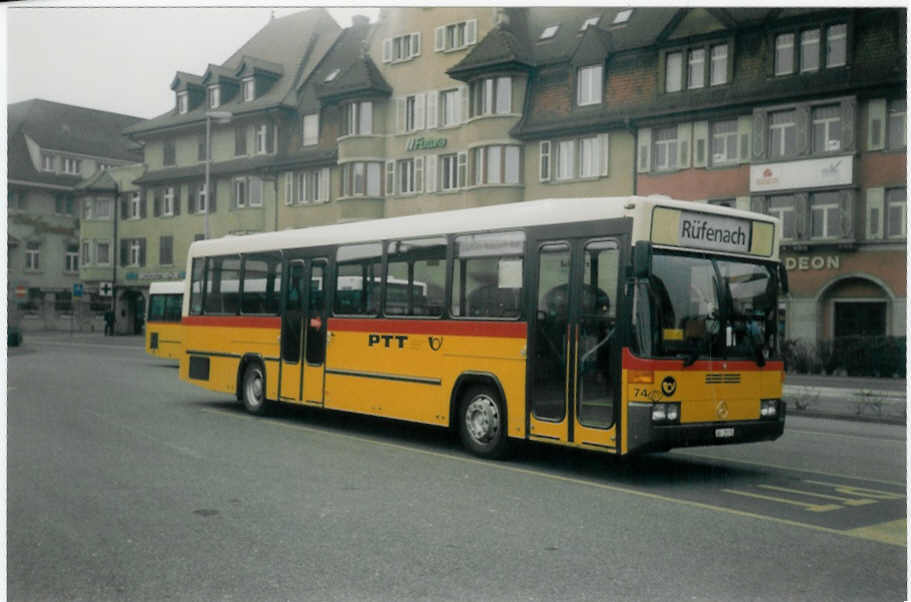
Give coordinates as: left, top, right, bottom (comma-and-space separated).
104, 309, 114, 336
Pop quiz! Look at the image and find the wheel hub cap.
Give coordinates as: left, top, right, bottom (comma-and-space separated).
466, 395, 499, 444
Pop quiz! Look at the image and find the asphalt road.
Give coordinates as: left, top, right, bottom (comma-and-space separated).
8, 337, 907, 601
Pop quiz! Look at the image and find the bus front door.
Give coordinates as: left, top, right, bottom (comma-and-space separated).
279, 258, 328, 405
528, 233, 621, 451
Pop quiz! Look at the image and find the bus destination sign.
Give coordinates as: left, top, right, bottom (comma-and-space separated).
678, 211, 750, 253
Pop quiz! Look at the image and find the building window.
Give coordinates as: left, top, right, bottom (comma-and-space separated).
688, 48, 705, 89
129, 239, 142, 266
439, 154, 460, 191
775, 33, 795, 75
62, 157, 81, 175
654, 127, 678, 170
243, 78, 254, 101
130, 191, 142, 219
397, 158, 417, 193
886, 188, 907, 238
96, 241, 111, 265
666, 51, 683, 92
63, 244, 79, 273
41, 152, 55, 171
341, 101, 372, 136
25, 242, 40, 271
341, 162, 381, 197
293, 169, 323, 203
197, 183, 208, 214
249, 177, 263, 207
384, 33, 421, 63
826, 24, 846, 68
800, 29, 820, 72
812, 105, 842, 152
255, 124, 268, 154
578, 136, 600, 178
177, 91, 188, 114
324, 68, 340, 83
710, 44, 728, 85
711, 120, 739, 165
581, 16, 600, 31
472, 145, 520, 185
162, 186, 175, 216
160, 236, 174, 266
82, 241, 92, 265
768, 195, 796, 239
235, 126, 247, 156
769, 110, 797, 159
556, 140, 575, 180
95, 197, 112, 219
302, 113, 319, 146
405, 95, 419, 132
577, 65, 603, 106
233, 178, 247, 208
613, 9, 632, 24
810, 191, 842, 239
470, 77, 511, 117
55, 193, 75, 215
440, 89, 460, 126
887, 99, 906, 150
163, 140, 176, 166
539, 25, 559, 40
539, 141, 551, 181
208, 86, 220, 108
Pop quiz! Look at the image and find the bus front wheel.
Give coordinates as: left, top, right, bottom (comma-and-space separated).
241, 362, 269, 415
458, 385, 509, 459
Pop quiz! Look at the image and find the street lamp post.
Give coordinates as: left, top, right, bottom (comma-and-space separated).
204, 111, 232, 239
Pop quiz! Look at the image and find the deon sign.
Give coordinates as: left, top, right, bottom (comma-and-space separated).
406, 136, 447, 152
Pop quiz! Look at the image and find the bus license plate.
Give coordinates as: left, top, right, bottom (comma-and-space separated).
715, 427, 735, 439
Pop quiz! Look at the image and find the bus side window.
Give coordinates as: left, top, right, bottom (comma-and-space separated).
242, 252, 282, 315
451, 231, 525, 319
190, 258, 206, 315
335, 243, 382, 316
385, 237, 446, 317
204, 255, 241, 315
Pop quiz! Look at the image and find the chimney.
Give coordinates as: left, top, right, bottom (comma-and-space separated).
352, 14, 369, 27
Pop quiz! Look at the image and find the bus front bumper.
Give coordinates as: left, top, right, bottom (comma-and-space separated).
627, 402, 786, 454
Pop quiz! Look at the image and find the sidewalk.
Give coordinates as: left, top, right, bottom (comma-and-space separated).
11, 331, 908, 424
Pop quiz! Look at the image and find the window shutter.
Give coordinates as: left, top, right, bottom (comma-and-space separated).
396, 97, 405, 134
425, 154, 436, 193
120, 197, 128, 221
153, 188, 161, 217
319, 168, 330, 203
415, 93, 426, 130
120, 239, 128, 267
737, 115, 753, 163
867, 98, 886, 151
426, 90, 438, 129
415, 156, 424, 193
599, 133, 610, 177
467, 19, 477, 45
693, 121, 708, 168
140, 193, 147, 218
677, 122, 692, 168
174, 185, 181, 216
866, 187, 884, 239
139, 239, 146, 267
411, 32, 421, 57
284, 172, 293, 205
457, 151, 467, 188
460, 86, 469, 124
386, 160, 396, 196
383, 38, 392, 63
435, 26, 445, 51
267, 124, 275, 154
637, 128, 652, 172
210, 181, 217, 213
539, 141, 551, 181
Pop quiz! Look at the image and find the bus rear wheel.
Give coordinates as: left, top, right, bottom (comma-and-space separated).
458, 385, 509, 459
241, 362, 269, 415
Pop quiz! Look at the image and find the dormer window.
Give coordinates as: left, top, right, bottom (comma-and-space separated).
539, 25, 559, 40
580, 17, 599, 31
613, 9, 633, 24
243, 78, 255, 102
324, 68, 340, 82
177, 91, 188, 114
208, 85, 220, 109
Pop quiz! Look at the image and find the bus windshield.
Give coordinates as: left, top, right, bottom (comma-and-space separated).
635, 251, 779, 364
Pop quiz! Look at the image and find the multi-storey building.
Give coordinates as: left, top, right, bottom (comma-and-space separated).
8, 99, 143, 331
80, 7, 905, 346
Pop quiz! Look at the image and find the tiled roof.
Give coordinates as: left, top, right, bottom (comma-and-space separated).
448, 22, 534, 78
125, 8, 341, 136
75, 168, 119, 192
7, 127, 81, 187
307, 22, 389, 104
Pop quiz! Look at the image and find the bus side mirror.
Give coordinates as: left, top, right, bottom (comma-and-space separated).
633, 241, 651, 278
778, 263, 789, 294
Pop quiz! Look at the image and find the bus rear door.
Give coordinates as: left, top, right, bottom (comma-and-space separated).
279, 257, 328, 405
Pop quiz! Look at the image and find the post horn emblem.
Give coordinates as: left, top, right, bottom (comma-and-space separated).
428, 336, 443, 351
716, 400, 729, 420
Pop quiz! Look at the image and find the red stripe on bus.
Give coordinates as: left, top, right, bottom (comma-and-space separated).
182, 315, 281, 328
622, 347, 784, 372
328, 318, 527, 338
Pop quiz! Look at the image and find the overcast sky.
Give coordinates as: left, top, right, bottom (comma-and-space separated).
6, 3, 380, 119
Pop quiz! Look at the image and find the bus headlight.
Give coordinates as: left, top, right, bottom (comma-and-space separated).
760, 399, 779, 418
652, 402, 681, 424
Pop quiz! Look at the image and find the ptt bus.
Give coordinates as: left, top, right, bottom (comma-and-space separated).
179, 196, 787, 458
146, 280, 184, 360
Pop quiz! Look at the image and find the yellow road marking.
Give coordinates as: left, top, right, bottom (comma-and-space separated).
200, 407, 906, 547
672, 450, 905, 487
803, 481, 905, 501
757, 484, 875, 506
789, 428, 905, 443
846, 520, 907, 547
723, 489, 841, 512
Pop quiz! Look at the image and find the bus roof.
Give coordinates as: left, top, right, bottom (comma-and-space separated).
148, 280, 185, 295
188, 196, 780, 261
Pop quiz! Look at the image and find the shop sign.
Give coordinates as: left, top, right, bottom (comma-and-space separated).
406, 136, 447, 152
139, 271, 185, 281
783, 255, 840, 271
750, 155, 853, 193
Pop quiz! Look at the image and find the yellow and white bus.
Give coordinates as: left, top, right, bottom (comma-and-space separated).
146, 280, 184, 360
180, 196, 787, 458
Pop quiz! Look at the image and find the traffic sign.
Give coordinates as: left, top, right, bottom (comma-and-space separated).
73, 283, 84, 297
15, 286, 26, 299
99, 282, 113, 297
